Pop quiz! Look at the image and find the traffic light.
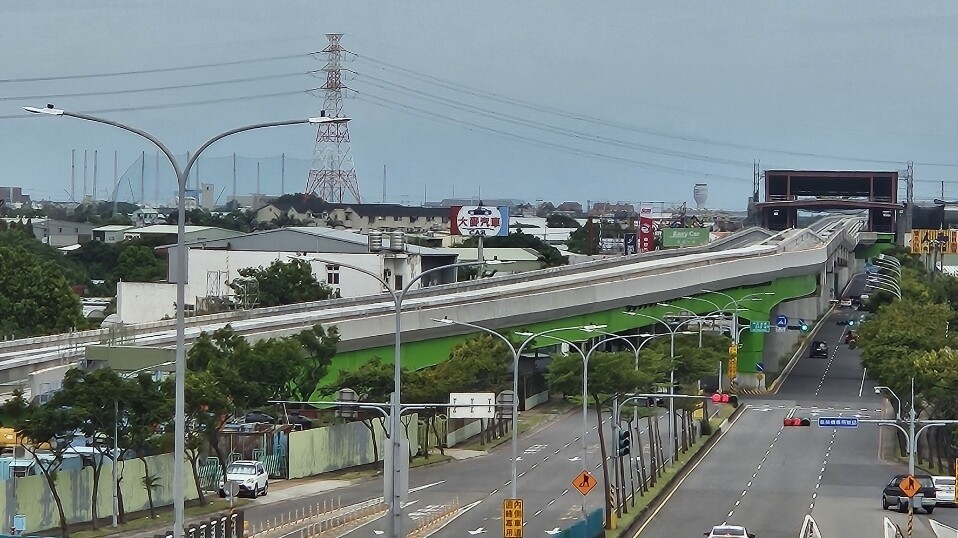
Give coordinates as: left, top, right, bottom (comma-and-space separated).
783, 417, 811, 427
710, 393, 739, 408
799, 320, 810, 332
617, 430, 631, 456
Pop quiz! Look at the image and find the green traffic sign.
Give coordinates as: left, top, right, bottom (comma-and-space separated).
750, 320, 771, 333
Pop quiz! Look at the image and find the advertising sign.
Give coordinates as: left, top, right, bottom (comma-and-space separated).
624, 232, 638, 254
661, 228, 709, 248
449, 206, 510, 236
638, 216, 655, 252
910, 229, 956, 254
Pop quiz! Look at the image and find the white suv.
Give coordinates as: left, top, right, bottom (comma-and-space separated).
933, 476, 956, 505
219, 460, 269, 498
705, 526, 755, 538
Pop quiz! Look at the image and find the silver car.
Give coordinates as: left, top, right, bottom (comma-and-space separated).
933, 476, 956, 505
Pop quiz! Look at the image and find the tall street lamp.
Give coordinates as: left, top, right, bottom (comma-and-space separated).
26, 104, 349, 538
431, 319, 600, 501
700, 290, 774, 388
295, 256, 498, 538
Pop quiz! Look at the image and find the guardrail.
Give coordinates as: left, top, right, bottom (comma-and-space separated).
930, 518, 958, 538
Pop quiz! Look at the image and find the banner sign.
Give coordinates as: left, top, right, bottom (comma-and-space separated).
449, 206, 510, 236
910, 229, 956, 254
624, 232, 638, 254
638, 216, 655, 252
661, 228, 709, 248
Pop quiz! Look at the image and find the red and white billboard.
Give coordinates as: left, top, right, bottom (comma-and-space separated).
638, 216, 655, 252
449, 206, 510, 236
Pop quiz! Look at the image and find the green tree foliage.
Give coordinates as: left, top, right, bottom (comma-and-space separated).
566, 220, 600, 255
546, 351, 651, 527
546, 214, 581, 229
322, 357, 398, 462
462, 231, 567, 267
0, 226, 87, 285
0, 246, 83, 337
115, 245, 166, 282
229, 258, 335, 308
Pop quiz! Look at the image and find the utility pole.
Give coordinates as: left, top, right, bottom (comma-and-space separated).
902, 161, 914, 246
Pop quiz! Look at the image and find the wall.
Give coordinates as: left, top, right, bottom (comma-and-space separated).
524, 390, 549, 410
182, 250, 386, 304
117, 282, 177, 324
0, 453, 198, 534
287, 417, 418, 479
445, 420, 482, 448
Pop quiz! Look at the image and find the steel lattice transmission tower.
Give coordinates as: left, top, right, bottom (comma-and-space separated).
305, 33, 362, 202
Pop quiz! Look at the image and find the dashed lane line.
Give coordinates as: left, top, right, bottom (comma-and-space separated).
808, 429, 837, 512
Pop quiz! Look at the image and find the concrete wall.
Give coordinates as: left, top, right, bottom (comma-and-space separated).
524, 390, 549, 410
446, 420, 482, 448
0, 453, 198, 534
287, 418, 419, 479
117, 282, 177, 324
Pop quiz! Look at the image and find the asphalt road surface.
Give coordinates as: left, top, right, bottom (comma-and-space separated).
631, 277, 951, 538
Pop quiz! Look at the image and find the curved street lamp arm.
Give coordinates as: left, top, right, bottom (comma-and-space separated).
59, 110, 181, 177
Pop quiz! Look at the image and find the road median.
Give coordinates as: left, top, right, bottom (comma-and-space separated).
613, 404, 745, 538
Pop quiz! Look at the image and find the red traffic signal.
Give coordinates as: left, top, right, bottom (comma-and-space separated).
784, 417, 811, 427
710, 393, 739, 407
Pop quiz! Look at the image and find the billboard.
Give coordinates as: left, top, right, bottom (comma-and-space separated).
910, 229, 957, 254
662, 228, 710, 248
450, 206, 510, 236
638, 216, 655, 252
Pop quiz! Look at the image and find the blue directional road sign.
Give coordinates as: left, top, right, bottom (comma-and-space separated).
776, 315, 788, 328
818, 417, 859, 428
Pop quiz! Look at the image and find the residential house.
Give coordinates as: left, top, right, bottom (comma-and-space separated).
256, 196, 450, 234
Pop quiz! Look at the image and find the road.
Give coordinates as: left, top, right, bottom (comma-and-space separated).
227, 403, 679, 538
632, 277, 952, 538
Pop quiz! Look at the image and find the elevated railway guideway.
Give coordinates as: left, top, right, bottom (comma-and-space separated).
0, 219, 863, 391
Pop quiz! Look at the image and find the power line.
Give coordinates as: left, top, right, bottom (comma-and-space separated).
348, 51, 921, 167
349, 70, 752, 169
0, 87, 321, 120
1, 53, 311, 83
353, 91, 747, 182
0, 71, 315, 101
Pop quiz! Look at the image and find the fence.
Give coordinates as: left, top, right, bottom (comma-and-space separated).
245, 498, 386, 538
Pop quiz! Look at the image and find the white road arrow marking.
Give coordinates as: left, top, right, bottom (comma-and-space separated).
409, 481, 445, 493
546, 528, 562, 535
468, 527, 486, 535
568, 456, 581, 462
374, 531, 384, 535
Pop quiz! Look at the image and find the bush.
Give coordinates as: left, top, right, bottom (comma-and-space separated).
700, 417, 713, 436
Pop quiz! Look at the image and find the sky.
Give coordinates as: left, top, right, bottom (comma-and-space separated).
3, 1, 958, 210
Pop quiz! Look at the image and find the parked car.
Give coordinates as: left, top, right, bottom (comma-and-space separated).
882, 474, 937, 513
933, 476, 956, 505
243, 411, 275, 424
219, 460, 269, 498
810, 341, 829, 358
280, 412, 313, 430
704, 525, 755, 538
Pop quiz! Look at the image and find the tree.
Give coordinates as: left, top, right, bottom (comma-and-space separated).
546, 351, 651, 529
546, 214, 580, 229
12, 401, 83, 536
322, 357, 398, 462
462, 232, 568, 267
229, 259, 335, 307
53, 368, 126, 529
0, 246, 83, 337
117, 374, 170, 523
292, 325, 340, 402
115, 245, 165, 282
566, 220, 600, 255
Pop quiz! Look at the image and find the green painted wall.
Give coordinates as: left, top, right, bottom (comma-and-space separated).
288, 416, 418, 478
0, 453, 199, 534
321, 274, 821, 394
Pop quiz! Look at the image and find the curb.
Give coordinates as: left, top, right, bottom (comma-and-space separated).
618, 405, 746, 538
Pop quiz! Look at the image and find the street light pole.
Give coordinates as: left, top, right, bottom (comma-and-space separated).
433, 320, 599, 502
26, 104, 348, 538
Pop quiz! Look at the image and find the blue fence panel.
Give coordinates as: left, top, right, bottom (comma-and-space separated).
557, 508, 603, 538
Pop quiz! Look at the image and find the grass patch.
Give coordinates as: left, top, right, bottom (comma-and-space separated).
70, 498, 249, 538
604, 409, 733, 537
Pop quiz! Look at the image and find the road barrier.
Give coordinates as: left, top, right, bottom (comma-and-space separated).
243, 498, 387, 538
552, 508, 604, 538
884, 517, 905, 538
930, 519, 958, 538
799, 515, 821, 538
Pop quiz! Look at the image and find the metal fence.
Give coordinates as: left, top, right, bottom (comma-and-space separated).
554, 508, 603, 538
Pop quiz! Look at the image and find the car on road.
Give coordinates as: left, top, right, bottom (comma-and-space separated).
704, 525, 755, 538
844, 331, 857, 345
810, 341, 829, 358
219, 460, 269, 498
839, 298, 853, 308
882, 474, 937, 513
933, 476, 956, 505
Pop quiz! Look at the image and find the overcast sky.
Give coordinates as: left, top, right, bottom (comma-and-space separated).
3, 1, 958, 210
